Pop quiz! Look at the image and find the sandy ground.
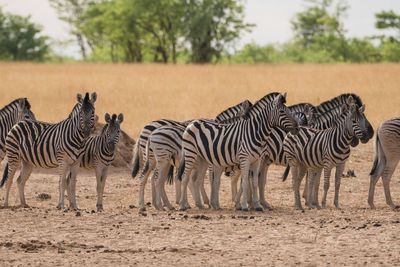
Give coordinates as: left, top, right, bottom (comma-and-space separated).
0, 142, 399, 266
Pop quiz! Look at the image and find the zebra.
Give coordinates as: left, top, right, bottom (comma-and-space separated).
231, 104, 313, 210
134, 99, 252, 211
65, 113, 123, 212
0, 92, 97, 209
0, 98, 36, 163
177, 92, 300, 211
283, 97, 371, 210
143, 125, 186, 211
368, 118, 400, 209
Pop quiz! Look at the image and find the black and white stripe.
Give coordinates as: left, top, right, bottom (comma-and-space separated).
283, 97, 371, 210
0, 98, 36, 163
177, 92, 299, 211
66, 113, 123, 211
368, 118, 400, 209
134, 99, 254, 211
0, 92, 97, 209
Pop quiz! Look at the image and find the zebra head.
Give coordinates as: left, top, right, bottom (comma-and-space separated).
77, 92, 97, 138
104, 113, 123, 151
345, 97, 370, 144
272, 92, 300, 135
17, 98, 36, 121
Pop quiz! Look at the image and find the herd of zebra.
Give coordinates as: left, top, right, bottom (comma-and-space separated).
0, 91, 399, 213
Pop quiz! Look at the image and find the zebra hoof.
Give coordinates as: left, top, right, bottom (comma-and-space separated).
235, 206, 242, 211
255, 207, 263, 212
169, 207, 176, 211
393, 205, 400, 210
139, 207, 146, 212
242, 207, 249, 212
179, 207, 187, 212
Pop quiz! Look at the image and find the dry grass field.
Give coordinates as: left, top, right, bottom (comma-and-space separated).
0, 62, 400, 266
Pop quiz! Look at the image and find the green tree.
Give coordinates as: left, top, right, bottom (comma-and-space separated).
183, 0, 253, 63
0, 9, 49, 61
49, 0, 92, 60
375, 10, 400, 41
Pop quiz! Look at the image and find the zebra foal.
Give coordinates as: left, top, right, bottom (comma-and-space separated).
0, 92, 97, 209
66, 113, 123, 211
368, 118, 400, 209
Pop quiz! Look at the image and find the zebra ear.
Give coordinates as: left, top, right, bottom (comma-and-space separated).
18, 98, 26, 110
346, 95, 355, 105
91, 92, 97, 104
282, 92, 287, 101
117, 113, 124, 124
341, 103, 348, 113
77, 93, 83, 104
105, 113, 111, 123
359, 104, 366, 113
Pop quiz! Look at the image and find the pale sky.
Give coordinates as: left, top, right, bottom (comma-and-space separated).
0, 0, 399, 58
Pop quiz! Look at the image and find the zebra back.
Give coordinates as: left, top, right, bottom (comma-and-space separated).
0, 98, 35, 151
215, 99, 252, 123
4, 92, 96, 168
316, 93, 363, 114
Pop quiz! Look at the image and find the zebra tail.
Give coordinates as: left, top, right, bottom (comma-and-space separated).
282, 165, 290, 182
131, 142, 140, 178
0, 164, 9, 187
176, 156, 185, 182
167, 165, 174, 185
370, 132, 386, 176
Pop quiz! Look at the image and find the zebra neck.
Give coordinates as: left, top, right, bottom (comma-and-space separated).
335, 118, 354, 150
100, 134, 114, 156
69, 114, 86, 147
247, 107, 273, 144
0, 106, 19, 140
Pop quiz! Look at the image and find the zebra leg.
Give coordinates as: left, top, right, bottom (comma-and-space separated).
138, 160, 155, 212
333, 164, 345, 210
160, 173, 175, 210
258, 164, 271, 210
312, 168, 322, 210
57, 163, 69, 210
368, 173, 381, 209
95, 167, 104, 212
175, 173, 181, 205
4, 160, 20, 207
239, 160, 251, 211
302, 172, 308, 205
250, 162, 263, 212
291, 164, 303, 210
381, 160, 400, 209
230, 170, 240, 202
200, 177, 210, 207
179, 158, 196, 211
0, 150, 5, 164
16, 161, 33, 207
234, 178, 243, 210
192, 160, 208, 209
321, 166, 332, 209
306, 169, 315, 210
210, 166, 223, 210
155, 160, 170, 211
68, 163, 80, 210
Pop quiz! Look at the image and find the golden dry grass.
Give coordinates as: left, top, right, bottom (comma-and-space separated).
1, 62, 400, 138
1, 63, 400, 266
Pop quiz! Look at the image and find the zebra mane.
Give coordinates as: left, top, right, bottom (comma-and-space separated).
316, 93, 363, 113
215, 99, 253, 123
68, 103, 81, 119
247, 92, 280, 116
0, 98, 30, 113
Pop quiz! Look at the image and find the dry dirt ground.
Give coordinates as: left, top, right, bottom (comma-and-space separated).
1, 142, 399, 266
